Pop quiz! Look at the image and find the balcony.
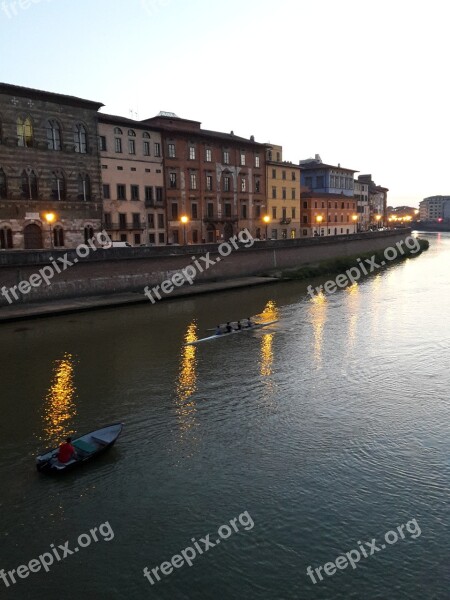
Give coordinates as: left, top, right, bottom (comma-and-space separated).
203, 214, 239, 223
104, 222, 146, 231
279, 218, 292, 225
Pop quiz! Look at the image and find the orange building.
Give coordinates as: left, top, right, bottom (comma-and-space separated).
301, 190, 358, 236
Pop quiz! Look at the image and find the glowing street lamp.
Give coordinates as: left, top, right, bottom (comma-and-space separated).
375, 214, 382, 229
263, 215, 270, 240
352, 214, 358, 232
316, 214, 323, 236
180, 215, 189, 244
44, 212, 56, 248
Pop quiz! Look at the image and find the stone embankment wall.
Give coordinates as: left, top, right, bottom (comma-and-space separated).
0, 229, 412, 306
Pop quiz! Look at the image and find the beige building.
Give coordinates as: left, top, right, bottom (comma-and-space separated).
98, 114, 165, 245
265, 144, 301, 239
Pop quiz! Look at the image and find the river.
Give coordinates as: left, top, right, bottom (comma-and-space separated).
0, 231, 448, 599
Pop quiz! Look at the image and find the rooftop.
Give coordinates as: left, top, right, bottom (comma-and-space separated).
0, 82, 104, 110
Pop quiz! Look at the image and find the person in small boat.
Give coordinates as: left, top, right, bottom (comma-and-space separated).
246, 317, 254, 328
57, 437, 77, 463
215, 325, 222, 335
226, 322, 233, 333
236, 321, 242, 330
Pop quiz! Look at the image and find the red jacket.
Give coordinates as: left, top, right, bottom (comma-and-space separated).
58, 442, 75, 463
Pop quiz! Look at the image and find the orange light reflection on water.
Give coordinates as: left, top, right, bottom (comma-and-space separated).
43, 353, 77, 444
175, 322, 198, 432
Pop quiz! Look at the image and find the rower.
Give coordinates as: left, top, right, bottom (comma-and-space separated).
246, 317, 254, 328
236, 321, 242, 330
215, 325, 222, 335
225, 322, 233, 333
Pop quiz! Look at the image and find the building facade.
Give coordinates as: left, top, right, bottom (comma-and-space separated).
419, 195, 450, 221
0, 83, 103, 249
142, 113, 266, 243
354, 179, 370, 231
300, 155, 358, 236
357, 174, 389, 228
265, 144, 301, 239
98, 114, 165, 245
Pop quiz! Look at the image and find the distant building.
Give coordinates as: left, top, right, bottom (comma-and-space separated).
98, 114, 165, 246
357, 174, 389, 228
353, 179, 369, 231
142, 113, 266, 243
419, 196, 450, 221
0, 83, 103, 249
265, 144, 301, 239
300, 155, 358, 236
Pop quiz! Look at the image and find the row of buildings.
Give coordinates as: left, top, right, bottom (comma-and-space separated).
419, 196, 450, 221
0, 82, 389, 250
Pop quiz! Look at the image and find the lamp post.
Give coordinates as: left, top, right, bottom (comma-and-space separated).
44, 212, 56, 249
263, 215, 270, 240
352, 214, 358, 233
316, 215, 323, 236
180, 215, 189, 245
376, 214, 382, 229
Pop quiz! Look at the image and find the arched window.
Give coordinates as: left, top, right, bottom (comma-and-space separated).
74, 124, 87, 153
24, 223, 43, 249
17, 116, 33, 147
46, 119, 61, 150
0, 226, 13, 249
114, 127, 123, 135
21, 169, 38, 200
53, 226, 64, 247
51, 171, 66, 201
78, 174, 91, 201
143, 132, 150, 138
84, 225, 94, 243
0, 168, 7, 199
128, 129, 136, 137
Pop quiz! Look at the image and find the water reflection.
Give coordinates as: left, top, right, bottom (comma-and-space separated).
43, 353, 77, 444
175, 321, 198, 432
308, 291, 328, 369
258, 299, 279, 324
345, 283, 360, 353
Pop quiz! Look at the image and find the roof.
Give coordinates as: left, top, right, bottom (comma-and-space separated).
98, 112, 161, 130
300, 160, 358, 173
0, 82, 104, 110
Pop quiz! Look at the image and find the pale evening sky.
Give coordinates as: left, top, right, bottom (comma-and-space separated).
1, 0, 447, 207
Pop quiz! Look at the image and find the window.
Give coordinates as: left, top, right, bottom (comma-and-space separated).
303, 201, 308, 209
276, 152, 281, 161
255, 155, 260, 167
191, 203, 198, 219
148, 214, 155, 228
224, 203, 232, 217
157, 214, 164, 228
128, 139, 136, 154
255, 179, 260, 193
282, 188, 286, 200
292, 208, 296, 219
189, 146, 196, 160
17, 117, 33, 147
272, 229, 278, 239
290, 229, 296, 239
240, 153, 246, 166
143, 132, 150, 139
169, 172, 177, 188
128, 129, 136, 137
21, 169, 38, 200
206, 175, 213, 191
99, 136, 107, 151
0, 227, 13, 249
206, 149, 212, 162
53, 226, 64, 247
305, 176, 312, 188
303, 229, 308, 236
223, 150, 230, 164
103, 184, 110, 199
134, 233, 141, 245
241, 177, 246, 192
190, 173, 197, 190
272, 169, 276, 179
171, 203, 179, 219
0, 168, 7, 198
74, 124, 87, 153
168, 143, 176, 158
282, 171, 286, 180
192, 230, 198, 244
156, 187, 163, 202
104, 213, 111, 227
117, 166, 123, 171
51, 172, 65, 201
303, 216, 308, 223
206, 202, 214, 218
330, 176, 335, 187
132, 213, 140, 228
159, 232, 165, 244
46, 120, 61, 150
272, 207, 277, 219
291, 189, 296, 200
224, 176, 231, 192
143, 141, 150, 156
255, 204, 261, 218
292, 172, 296, 181
272, 187, 276, 199
84, 226, 94, 244
317, 176, 324, 188
241, 204, 247, 219
117, 184, 126, 200
78, 174, 91, 201
115, 137, 122, 153
131, 185, 139, 200
154, 142, 161, 157
173, 230, 179, 244
119, 213, 127, 228
282, 229, 287, 239
114, 128, 123, 135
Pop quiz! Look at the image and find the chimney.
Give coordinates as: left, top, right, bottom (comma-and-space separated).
250, 135, 255, 142
230, 130, 234, 136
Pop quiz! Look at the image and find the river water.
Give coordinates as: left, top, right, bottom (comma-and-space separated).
0, 232, 449, 600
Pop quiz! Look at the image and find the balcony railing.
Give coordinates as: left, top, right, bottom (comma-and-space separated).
203, 214, 239, 223
279, 218, 292, 225
103, 222, 146, 231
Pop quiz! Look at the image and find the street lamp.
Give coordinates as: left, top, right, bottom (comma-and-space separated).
375, 214, 382, 229
44, 212, 56, 248
180, 215, 189, 245
352, 214, 358, 233
316, 215, 323, 236
263, 215, 270, 240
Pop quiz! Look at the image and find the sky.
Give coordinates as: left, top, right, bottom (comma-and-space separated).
0, 0, 448, 207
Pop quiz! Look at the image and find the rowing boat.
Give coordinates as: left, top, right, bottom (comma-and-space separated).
36, 423, 124, 474
185, 320, 278, 346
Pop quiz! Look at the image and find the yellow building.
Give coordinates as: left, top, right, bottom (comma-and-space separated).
265, 145, 301, 239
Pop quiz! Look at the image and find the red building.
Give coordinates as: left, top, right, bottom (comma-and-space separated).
143, 112, 266, 243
